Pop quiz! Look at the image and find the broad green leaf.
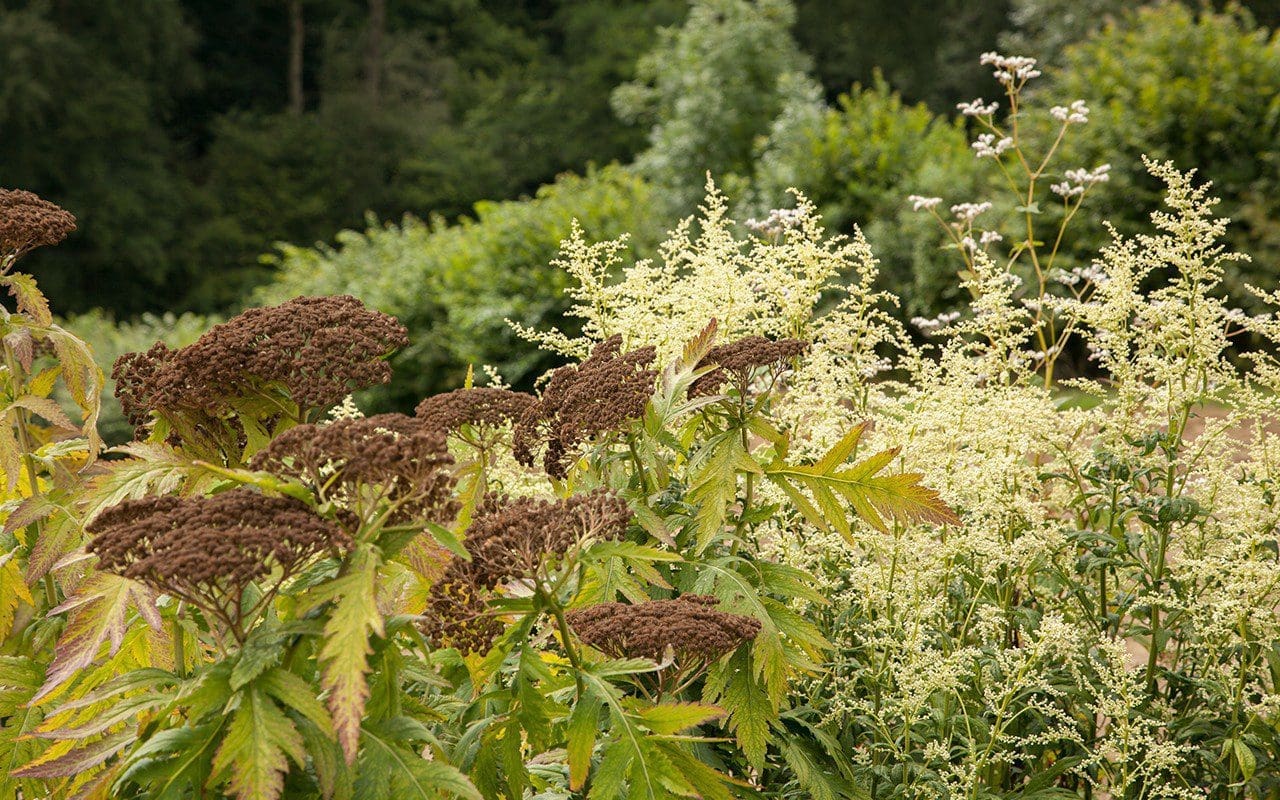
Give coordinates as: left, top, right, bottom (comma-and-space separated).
567, 692, 604, 790
360, 723, 482, 800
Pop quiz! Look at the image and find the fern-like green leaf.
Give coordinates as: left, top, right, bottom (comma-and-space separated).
211, 686, 305, 800
766, 423, 959, 540
303, 543, 383, 763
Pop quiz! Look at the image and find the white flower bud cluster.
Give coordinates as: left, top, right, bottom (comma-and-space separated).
1053, 264, 1108, 287
957, 97, 999, 117
1050, 100, 1090, 125
951, 202, 993, 223
1051, 164, 1111, 197
745, 207, 805, 237
908, 194, 943, 212
972, 133, 1014, 159
979, 52, 1041, 85
910, 310, 962, 336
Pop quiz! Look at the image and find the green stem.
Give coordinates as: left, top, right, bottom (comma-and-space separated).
173, 601, 188, 678
3, 339, 59, 608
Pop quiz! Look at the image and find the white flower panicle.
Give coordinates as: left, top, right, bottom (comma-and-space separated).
950, 202, 993, 223
957, 97, 999, 117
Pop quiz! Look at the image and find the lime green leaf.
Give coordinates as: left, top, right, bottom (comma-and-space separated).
33, 573, 159, 704
360, 724, 482, 800
212, 687, 304, 800
567, 691, 603, 790
303, 543, 383, 763
633, 702, 725, 735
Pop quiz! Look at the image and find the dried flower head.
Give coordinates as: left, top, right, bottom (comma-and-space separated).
689, 335, 810, 397
415, 387, 536, 435
513, 336, 657, 478
0, 189, 76, 261
87, 488, 346, 634
113, 295, 408, 427
251, 413, 458, 526
420, 490, 632, 652
567, 595, 761, 662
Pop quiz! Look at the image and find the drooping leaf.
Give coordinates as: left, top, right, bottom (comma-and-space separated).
0, 548, 34, 641
632, 702, 725, 735
359, 722, 482, 800
11, 729, 136, 779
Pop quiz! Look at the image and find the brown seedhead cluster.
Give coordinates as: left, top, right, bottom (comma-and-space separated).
113, 295, 408, 427
513, 335, 657, 477
421, 489, 631, 651
87, 488, 346, 627
415, 387, 535, 434
567, 594, 761, 663
689, 336, 809, 397
251, 413, 458, 525
0, 189, 76, 262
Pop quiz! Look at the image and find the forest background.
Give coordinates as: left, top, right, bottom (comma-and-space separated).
5, 0, 1280, 437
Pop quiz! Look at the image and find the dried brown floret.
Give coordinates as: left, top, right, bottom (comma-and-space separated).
113, 295, 408, 427
689, 336, 809, 397
251, 413, 458, 526
419, 489, 632, 652
87, 488, 346, 635
415, 387, 535, 434
513, 336, 657, 478
417, 577, 505, 654
0, 189, 76, 260
567, 595, 761, 663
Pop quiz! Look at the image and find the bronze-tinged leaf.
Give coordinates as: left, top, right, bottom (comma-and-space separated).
9, 395, 77, 432
301, 544, 383, 764
211, 686, 305, 800
4, 329, 35, 371
680, 318, 719, 370
11, 729, 135, 779
31, 572, 160, 704
4, 272, 53, 326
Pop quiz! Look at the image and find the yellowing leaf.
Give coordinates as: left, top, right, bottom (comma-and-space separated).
212, 687, 305, 800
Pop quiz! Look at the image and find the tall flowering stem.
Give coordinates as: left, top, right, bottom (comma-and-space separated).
911, 53, 1112, 384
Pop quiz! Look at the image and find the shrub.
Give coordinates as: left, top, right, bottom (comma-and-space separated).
1035, 2, 1280, 310
745, 76, 984, 316
257, 165, 660, 405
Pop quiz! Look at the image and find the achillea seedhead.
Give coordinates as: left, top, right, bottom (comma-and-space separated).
251, 413, 458, 525
0, 189, 76, 261
513, 336, 657, 478
419, 489, 632, 652
567, 595, 761, 662
113, 295, 408, 426
87, 488, 346, 627
688, 335, 809, 397
416, 387, 535, 434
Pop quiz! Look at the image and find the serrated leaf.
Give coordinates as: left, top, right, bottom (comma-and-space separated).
32, 572, 159, 704
705, 649, 771, 769
360, 723, 481, 800
27, 364, 60, 400
767, 432, 959, 539
4, 273, 52, 325
687, 431, 759, 554
11, 729, 135, 778
211, 687, 304, 800
4, 329, 35, 371
0, 549, 34, 641
633, 702, 724, 735
8, 395, 76, 431
258, 667, 334, 737
567, 692, 603, 790
303, 544, 383, 763
115, 720, 224, 800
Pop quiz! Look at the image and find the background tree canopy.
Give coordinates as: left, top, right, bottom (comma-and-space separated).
5, 0, 1280, 423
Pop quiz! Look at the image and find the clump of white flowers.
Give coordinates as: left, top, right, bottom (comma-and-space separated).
515, 49, 1280, 794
